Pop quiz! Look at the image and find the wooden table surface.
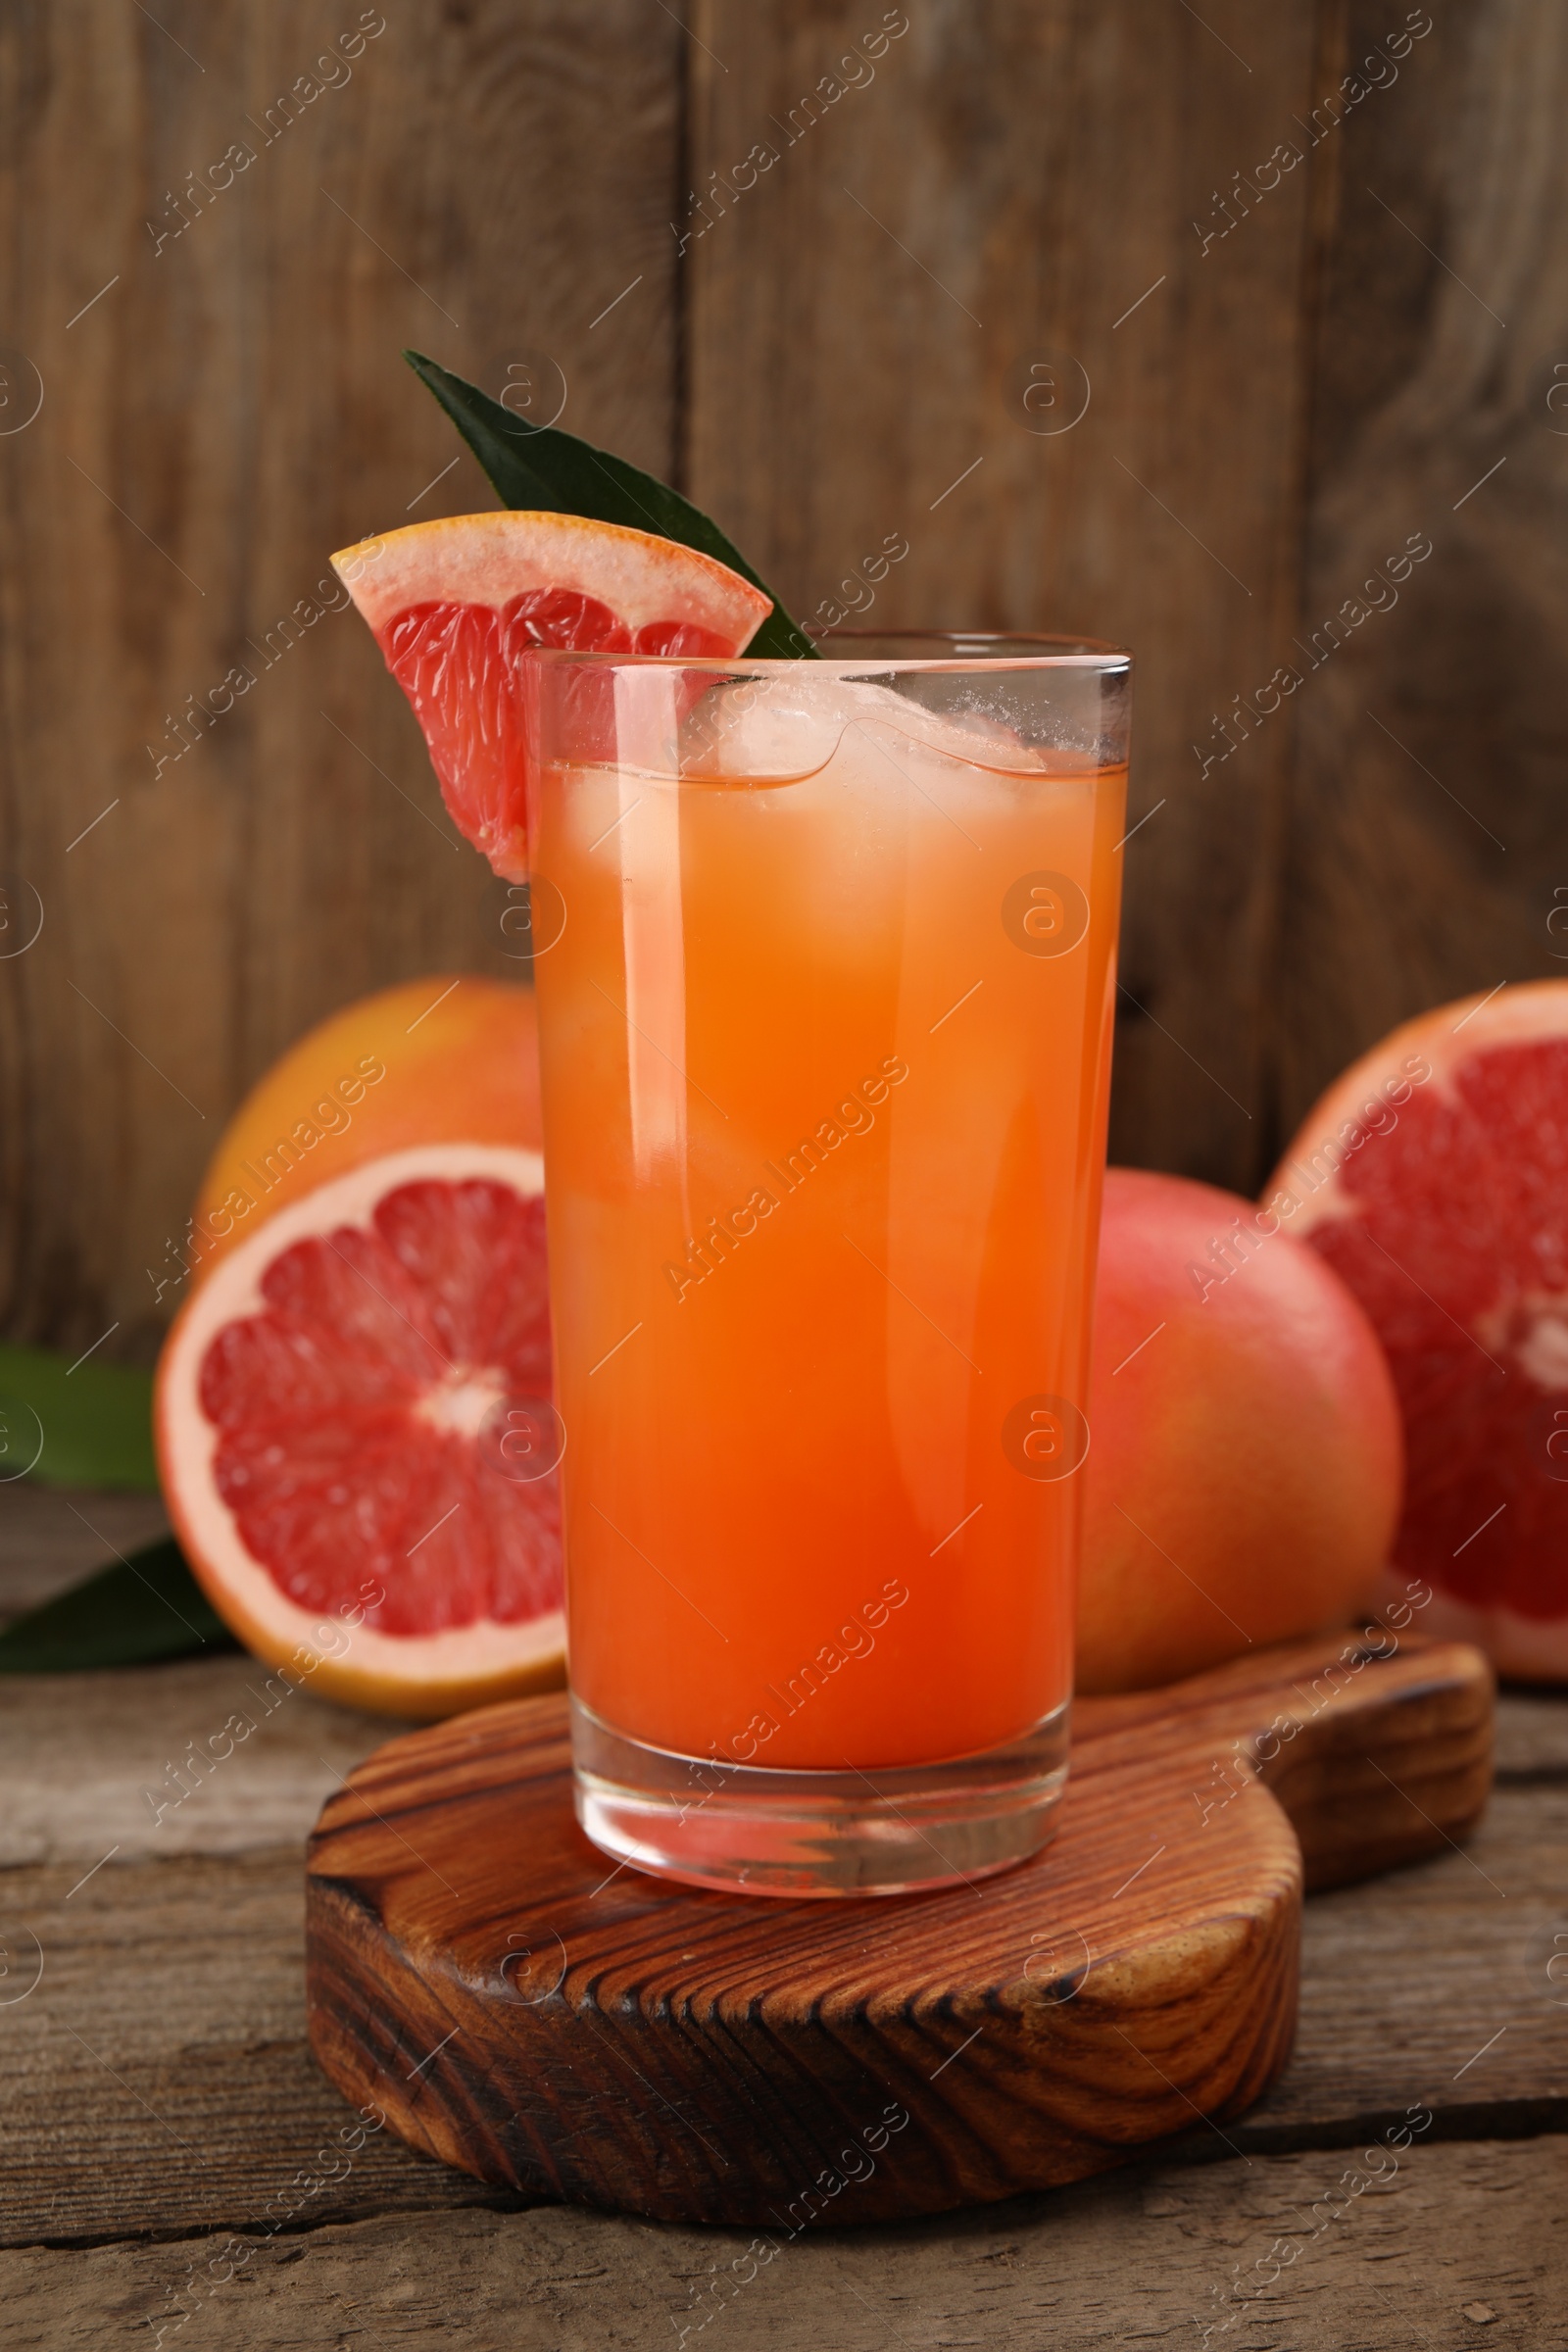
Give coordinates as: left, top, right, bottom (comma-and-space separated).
2, 1489, 1565, 2349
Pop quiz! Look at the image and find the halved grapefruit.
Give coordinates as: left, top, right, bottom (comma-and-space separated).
1273, 981, 1568, 1681
156, 1144, 564, 1719
332, 511, 773, 879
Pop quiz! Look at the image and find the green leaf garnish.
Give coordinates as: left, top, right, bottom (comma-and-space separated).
0, 1343, 160, 1492
0, 1536, 237, 1672
405, 351, 819, 661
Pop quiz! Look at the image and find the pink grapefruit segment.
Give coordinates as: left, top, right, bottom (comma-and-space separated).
1273, 980, 1568, 1681
156, 1143, 566, 1719
332, 512, 773, 880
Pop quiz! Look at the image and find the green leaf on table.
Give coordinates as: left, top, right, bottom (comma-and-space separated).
405, 350, 820, 661
0, 1536, 237, 1672
0, 1343, 160, 1492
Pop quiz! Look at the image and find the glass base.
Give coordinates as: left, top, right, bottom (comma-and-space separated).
570, 1696, 1071, 1897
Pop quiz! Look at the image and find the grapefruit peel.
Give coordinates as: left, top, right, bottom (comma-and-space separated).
333, 509, 773, 649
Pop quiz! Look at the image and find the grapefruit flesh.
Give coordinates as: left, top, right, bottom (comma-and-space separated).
190, 974, 542, 1279
157, 1145, 564, 1718
332, 511, 773, 880
1078, 1168, 1403, 1694
1275, 981, 1568, 1681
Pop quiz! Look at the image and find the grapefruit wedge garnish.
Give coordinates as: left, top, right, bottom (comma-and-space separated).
1274, 980, 1568, 1681
156, 1144, 564, 1719
332, 511, 773, 879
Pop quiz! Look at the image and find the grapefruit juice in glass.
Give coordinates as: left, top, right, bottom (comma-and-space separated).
529, 634, 1130, 1893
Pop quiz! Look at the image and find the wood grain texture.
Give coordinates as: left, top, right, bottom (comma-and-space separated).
0, 1484, 168, 1623
0, 1851, 514, 2254
6, 1786, 1561, 2250
302, 1634, 1492, 2226
684, 0, 1322, 1189
0, 1652, 413, 1866
0, 0, 680, 1358
3, 2137, 1562, 2350
7, 5, 1568, 1315
1243, 1774, 1568, 2151
1495, 1686, 1568, 1779
1275, 0, 1568, 1134
1079, 1631, 1497, 1890
0, 1479, 1551, 2255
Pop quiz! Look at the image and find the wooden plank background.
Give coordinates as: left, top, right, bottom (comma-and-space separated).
2, 0, 1565, 1358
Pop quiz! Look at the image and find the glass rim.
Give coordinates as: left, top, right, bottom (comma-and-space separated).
527, 626, 1131, 675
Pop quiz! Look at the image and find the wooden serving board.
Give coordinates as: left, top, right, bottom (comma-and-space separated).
305, 1631, 1493, 2228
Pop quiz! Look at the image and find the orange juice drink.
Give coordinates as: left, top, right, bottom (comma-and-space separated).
528, 634, 1130, 1893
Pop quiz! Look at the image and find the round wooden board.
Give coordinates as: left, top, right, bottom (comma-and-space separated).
305, 1633, 1492, 2227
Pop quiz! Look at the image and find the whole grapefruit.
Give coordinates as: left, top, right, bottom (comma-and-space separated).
1276, 981, 1568, 1681
191, 974, 541, 1278
1077, 1167, 1404, 1693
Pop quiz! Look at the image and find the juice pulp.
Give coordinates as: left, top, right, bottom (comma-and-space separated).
530, 671, 1125, 1769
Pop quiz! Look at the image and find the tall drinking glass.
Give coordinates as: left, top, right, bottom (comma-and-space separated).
527, 633, 1130, 1894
